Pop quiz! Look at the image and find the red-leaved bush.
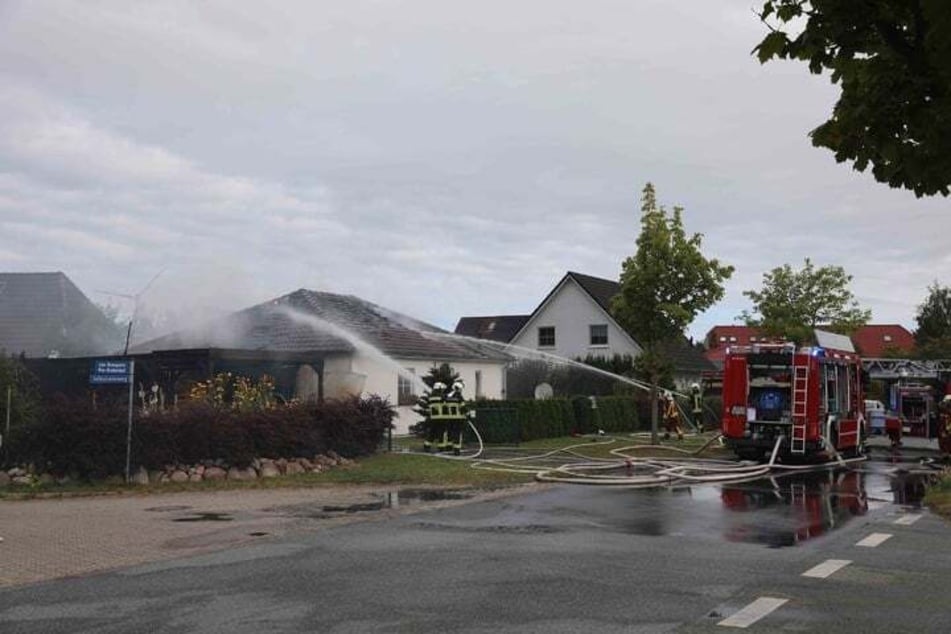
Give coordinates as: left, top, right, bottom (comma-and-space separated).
19, 394, 395, 479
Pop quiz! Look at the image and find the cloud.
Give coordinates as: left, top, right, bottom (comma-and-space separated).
0, 0, 947, 347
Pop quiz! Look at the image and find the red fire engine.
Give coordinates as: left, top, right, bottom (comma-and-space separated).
720, 336, 865, 462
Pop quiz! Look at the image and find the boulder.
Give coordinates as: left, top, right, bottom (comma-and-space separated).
11, 475, 33, 486
0, 471, 10, 486
7, 467, 26, 478
227, 466, 257, 481
284, 461, 305, 475
203, 466, 227, 481
169, 470, 189, 483
258, 461, 281, 478
131, 467, 150, 486
188, 473, 203, 483
298, 458, 314, 472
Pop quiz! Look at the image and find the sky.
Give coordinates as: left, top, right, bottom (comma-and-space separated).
0, 0, 947, 345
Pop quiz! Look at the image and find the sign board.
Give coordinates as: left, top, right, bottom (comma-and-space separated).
90, 360, 133, 385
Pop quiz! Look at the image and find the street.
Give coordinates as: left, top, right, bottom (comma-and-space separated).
1, 457, 949, 633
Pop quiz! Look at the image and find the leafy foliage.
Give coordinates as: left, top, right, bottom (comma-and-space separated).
472, 396, 646, 442
914, 281, 951, 358
188, 372, 277, 411
0, 356, 41, 468
754, 0, 951, 197
18, 394, 394, 479
612, 183, 734, 354
741, 257, 871, 344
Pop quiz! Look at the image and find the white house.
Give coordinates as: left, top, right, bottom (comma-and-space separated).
135, 289, 509, 434
455, 271, 713, 388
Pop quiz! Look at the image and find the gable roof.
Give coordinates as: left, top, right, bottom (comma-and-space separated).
454, 315, 531, 342
461, 271, 714, 374
510, 271, 634, 345
851, 324, 915, 357
134, 289, 507, 362
0, 272, 122, 358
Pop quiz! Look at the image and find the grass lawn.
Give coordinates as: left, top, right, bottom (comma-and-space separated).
0, 432, 730, 500
924, 469, 951, 521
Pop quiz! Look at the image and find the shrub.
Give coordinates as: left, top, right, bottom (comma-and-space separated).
19, 393, 395, 479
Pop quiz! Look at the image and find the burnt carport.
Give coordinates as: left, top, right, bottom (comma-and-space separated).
25, 348, 334, 406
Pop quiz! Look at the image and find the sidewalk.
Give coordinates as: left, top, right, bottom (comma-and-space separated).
0, 484, 527, 588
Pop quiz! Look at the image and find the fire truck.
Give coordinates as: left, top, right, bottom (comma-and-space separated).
720, 332, 865, 462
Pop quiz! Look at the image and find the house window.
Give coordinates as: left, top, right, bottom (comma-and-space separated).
475, 370, 483, 399
749, 336, 757, 342
397, 368, 416, 406
538, 326, 555, 347
719, 336, 727, 342
883, 334, 892, 342
589, 324, 608, 346
729, 336, 737, 342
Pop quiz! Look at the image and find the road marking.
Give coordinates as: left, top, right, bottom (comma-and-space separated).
894, 514, 922, 526
856, 532, 892, 547
718, 597, 788, 628
802, 559, 851, 579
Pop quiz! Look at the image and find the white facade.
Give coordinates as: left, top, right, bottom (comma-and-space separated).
323, 352, 506, 435
510, 277, 642, 361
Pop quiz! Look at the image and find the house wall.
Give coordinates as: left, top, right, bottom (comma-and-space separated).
511, 279, 641, 361
345, 353, 506, 435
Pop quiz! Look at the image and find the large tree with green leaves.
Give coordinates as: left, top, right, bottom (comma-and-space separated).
754, 1, 951, 197
612, 183, 734, 442
742, 258, 871, 344
914, 281, 951, 358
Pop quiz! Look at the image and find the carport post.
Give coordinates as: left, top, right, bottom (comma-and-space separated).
124, 360, 135, 483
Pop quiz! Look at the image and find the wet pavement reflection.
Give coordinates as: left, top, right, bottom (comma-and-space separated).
567, 457, 941, 549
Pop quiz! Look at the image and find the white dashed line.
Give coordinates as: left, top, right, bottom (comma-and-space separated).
894, 514, 922, 526
802, 559, 852, 579
856, 532, 892, 547
718, 597, 788, 628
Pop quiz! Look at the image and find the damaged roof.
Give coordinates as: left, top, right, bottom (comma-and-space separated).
134, 289, 508, 362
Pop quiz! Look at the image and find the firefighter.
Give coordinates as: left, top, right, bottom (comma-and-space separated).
663, 392, 684, 441
938, 394, 951, 455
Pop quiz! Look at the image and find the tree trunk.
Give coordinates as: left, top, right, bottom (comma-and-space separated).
650, 377, 659, 445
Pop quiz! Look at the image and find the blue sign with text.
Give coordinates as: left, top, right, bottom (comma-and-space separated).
90, 360, 132, 385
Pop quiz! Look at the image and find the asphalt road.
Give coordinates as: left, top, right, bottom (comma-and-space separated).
1, 458, 948, 633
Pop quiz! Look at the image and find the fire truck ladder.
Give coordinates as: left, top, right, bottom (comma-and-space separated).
791, 362, 809, 455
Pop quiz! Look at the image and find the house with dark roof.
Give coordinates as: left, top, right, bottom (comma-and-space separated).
455, 271, 715, 387
0, 272, 123, 358
133, 289, 509, 433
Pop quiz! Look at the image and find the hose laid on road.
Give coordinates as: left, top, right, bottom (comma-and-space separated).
417, 432, 868, 488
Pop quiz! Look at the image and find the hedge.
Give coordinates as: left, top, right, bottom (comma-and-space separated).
16, 394, 395, 479
472, 396, 645, 442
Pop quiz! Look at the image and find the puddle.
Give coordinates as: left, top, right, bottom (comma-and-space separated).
172, 512, 234, 522
276, 489, 477, 519
585, 465, 938, 548
145, 505, 192, 512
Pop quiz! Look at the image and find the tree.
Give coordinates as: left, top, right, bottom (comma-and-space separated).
914, 281, 951, 358
612, 183, 734, 442
754, 1, 951, 197
741, 258, 871, 344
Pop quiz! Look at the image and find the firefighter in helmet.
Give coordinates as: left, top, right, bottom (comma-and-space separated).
662, 392, 684, 441
938, 393, 951, 455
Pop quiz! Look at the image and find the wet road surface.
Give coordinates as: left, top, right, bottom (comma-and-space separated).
1, 454, 948, 633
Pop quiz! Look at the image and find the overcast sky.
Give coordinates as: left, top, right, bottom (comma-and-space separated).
0, 0, 947, 345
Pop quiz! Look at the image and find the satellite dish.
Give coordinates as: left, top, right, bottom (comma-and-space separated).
534, 382, 554, 400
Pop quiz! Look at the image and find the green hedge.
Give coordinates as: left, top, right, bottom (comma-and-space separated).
473, 396, 643, 442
